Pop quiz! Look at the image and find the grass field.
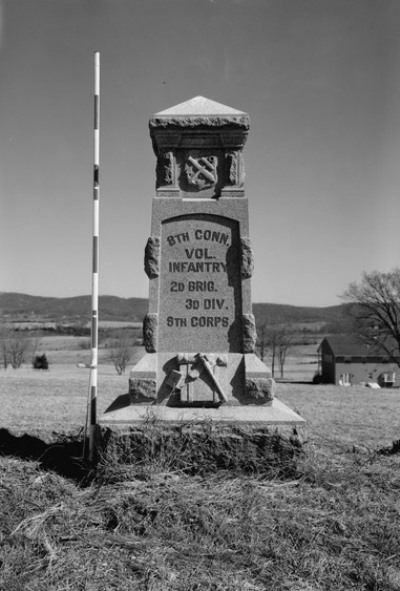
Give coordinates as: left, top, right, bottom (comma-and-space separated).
1, 355, 400, 590
1, 362, 400, 450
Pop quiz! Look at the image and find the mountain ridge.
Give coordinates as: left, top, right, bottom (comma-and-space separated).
0, 292, 348, 329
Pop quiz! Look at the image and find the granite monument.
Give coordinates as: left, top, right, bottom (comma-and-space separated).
100, 96, 303, 424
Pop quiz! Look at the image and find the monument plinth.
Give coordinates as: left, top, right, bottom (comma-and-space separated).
100, 96, 304, 425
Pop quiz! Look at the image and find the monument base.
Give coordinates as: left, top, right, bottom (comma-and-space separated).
99, 397, 304, 427
127, 352, 278, 406
98, 351, 305, 427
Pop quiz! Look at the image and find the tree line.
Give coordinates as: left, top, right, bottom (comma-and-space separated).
0, 326, 140, 375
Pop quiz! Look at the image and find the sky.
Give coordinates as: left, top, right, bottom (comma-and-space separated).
1, 0, 400, 307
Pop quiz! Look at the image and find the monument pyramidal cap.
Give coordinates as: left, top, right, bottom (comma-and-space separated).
152, 95, 249, 116
100, 96, 304, 425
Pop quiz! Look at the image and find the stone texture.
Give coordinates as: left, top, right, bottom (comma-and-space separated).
243, 353, 273, 378
150, 97, 250, 200
227, 151, 245, 187
143, 313, 158, 353
144, 236, 160, 278
245, 377, 275, 404
184, 153, 218, 191
157, 352, 243, 407
240, 237, 254, 279
129, 378, 157, 403
128, 354, 157, 402
149, 96, 250, 129
156, 150, 176, 188
242, 314, 257, 353
157, 215, 242, 353
99, 398, 303, 425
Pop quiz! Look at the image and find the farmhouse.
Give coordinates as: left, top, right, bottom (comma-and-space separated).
318, 335, 400, 387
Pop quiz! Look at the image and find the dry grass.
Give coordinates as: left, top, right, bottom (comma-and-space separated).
35, 337, 144, 366
280, 383, 400, 450
2, 362, 400, 589
1, 449, 400, 590
0, 362, 140, 434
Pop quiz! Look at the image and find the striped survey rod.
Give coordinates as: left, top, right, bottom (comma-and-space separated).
88, 51, 100, 462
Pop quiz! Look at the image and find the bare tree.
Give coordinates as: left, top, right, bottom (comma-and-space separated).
277, 332, 292, 379
0, 327, 10, 369
256, 324, 268, 362
257, 324, 292, 378
342, 268, 400, 364
108, 331, 134, 375
10, 333, 30, 368
268, 327, 281, 378
0, 327, 31, 369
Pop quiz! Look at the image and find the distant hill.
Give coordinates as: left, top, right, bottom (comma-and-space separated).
253, 302, 350, 330
0, 293, 148, 322
0, 292, 351, 332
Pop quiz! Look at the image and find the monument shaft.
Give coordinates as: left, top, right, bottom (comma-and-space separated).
130, 96, 274, 407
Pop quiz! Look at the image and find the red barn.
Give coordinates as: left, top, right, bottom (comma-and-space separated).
318, 336, 399, 387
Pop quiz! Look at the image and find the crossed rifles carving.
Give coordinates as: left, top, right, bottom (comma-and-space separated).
168, 353, 228, 403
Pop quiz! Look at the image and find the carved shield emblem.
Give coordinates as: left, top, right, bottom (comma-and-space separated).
185, 155, 218, 189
